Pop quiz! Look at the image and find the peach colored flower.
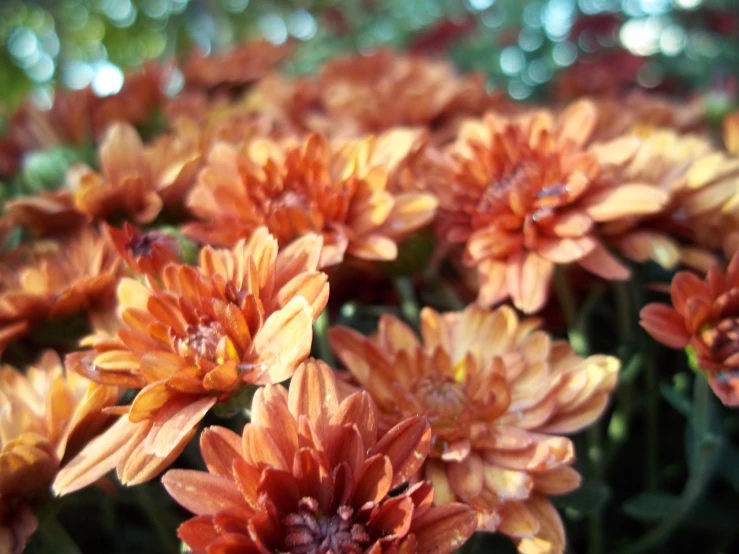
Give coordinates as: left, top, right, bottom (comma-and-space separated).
329, 305, 619, 554
0, 227, 122, 354
182, 39, 293, 92
67, 122, 200, 224
54, 227, 328, 493
641, 251, 739, 406
162, 358, 477, 554
183, 131, 438, 267
434, 100, 667, 313
599, 126, 739, 273
0, 351, 119, 553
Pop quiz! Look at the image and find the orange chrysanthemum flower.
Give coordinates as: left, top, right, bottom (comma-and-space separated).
106, 223, 181, 277
183, 131, 438, 267
162, 359, 477, 554
599, 127, 739, 272
314, 49, 494, 139
329, 305, 619, 554
54, 227, 328, 493
640, 251, 739, 407
182, 40, 293, 92
0, 351, 119, 554
434, 100, 668, 313
65, 122, 200, 224
0, 227, 122, 354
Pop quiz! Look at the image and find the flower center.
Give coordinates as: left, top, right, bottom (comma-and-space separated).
283, 497, 370, 554
702, 317, 739, 368
416, 375, 466, 420
176, 320, 225, 361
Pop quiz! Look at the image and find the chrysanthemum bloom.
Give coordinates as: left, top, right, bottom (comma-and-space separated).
641, 251, 739, 406
434, 100, 668, 313
183, 131, 438, 267
162, 358, 477, 554
54, 227, 329, 493
106, 223, 181, 277
598, 127, 739, 272
182, 39, 293, 92
329, 305, 620, 554
67, 122, 200, 224
0, 227, 122, 354
313, 49, 494, 139
0, 351, 119, 553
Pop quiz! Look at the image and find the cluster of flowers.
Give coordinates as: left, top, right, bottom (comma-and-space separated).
1, 40, 739, 554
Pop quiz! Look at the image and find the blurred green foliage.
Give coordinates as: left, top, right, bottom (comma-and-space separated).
1, 0, 738, 113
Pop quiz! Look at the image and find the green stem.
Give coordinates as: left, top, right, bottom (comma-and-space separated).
313, 309, 336, 367
394, 277, 420, 329
134, 484, 179, 554
617, 376, 720, 554
423, 271, 465, 311
630, 276, 660, 490
554, 267, 604, 554
553, 267, 587, 355
33, 509, 83, 554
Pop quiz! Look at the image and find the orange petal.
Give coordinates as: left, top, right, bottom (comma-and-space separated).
507, 251, 554, 314
517, 496, 566, 554
411, 503, 478, 554
352, 454, 393, 506
329, 391, 378, 451
346, 235, 398, 261
162, 469, 246, 515
200, 426, 243, 479
53, 416, 142, 495
287, 358, 338, 437
446, 451, 484, 501
370, 416, 431, 488
582, 184, 668, 222
639, 304, 690, 349
251, 296, 313, 384
577, 243, 629, 280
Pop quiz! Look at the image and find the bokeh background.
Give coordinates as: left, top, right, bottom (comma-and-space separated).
1, 0, 737, 111
2, 2, 739, 554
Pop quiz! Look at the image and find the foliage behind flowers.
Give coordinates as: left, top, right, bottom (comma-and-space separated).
0, 2, 738, 554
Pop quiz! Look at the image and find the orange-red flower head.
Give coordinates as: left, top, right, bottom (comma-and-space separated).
641, 251, 739, 406
54, 227, 328, 493
435, 100, 668, 313
184, 131, 438, 267
0, 227, 122, 354
329, 305, 619, 554
162, 358, 477, 554
0, 351, 119, 553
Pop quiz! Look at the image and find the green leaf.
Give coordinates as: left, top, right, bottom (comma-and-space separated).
622, 491, 681, 522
